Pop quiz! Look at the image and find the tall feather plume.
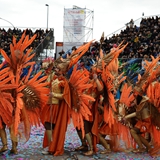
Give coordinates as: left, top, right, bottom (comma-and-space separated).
0, 30, 37, 71
53, 40, 93, 73
93, 42, 128, 71
134, 55, 160, 94
119, 83, 134, 107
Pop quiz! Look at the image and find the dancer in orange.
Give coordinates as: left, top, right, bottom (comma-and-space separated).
0, 31, 49, 154
41, 59, 71, 155
41, 41, 93, 156
118, 55, 160, 155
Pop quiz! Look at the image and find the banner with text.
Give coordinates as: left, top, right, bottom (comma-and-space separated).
63, 8, 86, 51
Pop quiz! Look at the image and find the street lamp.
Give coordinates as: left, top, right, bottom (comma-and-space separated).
45, 4, 49, 30
0, 17, 15, 28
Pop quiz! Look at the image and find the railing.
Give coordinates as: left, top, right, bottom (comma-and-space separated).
105, 14, 160, 38
0, 26, 54, 61
31, 29, 54, 61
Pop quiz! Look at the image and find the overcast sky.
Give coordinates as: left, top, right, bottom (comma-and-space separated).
0, 0, 160, 43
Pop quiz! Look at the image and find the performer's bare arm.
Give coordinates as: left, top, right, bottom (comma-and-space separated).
93, 74, 103, 92
51, 92, 64, 100
125, 112, 136, 119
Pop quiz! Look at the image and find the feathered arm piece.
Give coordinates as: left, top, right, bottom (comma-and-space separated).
119, 83, 135, 107
147, 82, 160, 110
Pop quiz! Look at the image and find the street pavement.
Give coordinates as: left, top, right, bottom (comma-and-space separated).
0, 122, 159, 160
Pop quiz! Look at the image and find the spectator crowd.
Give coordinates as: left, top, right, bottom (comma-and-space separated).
0, 27, 51, 57
0, 16, 160, 65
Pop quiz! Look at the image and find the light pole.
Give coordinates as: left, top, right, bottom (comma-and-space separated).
0, 17, 15, 28
45, 4, 49, 30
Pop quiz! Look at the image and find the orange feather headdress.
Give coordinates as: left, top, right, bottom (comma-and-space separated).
133, 55, 160, 95
92, 41, 128, 73
53, 40, 93, 73
1, 30, 36, 72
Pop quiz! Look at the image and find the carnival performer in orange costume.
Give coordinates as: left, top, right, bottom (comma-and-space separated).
41, 59, 71, 156
72, 37, 104, 156
83, 70, 104, 156
89, 39, 128, 154
41, 41, 94, 156
118, 55, 160, 155
0, 31, 49, 154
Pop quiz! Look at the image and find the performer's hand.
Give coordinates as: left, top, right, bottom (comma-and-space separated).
141, 126, 147, 132
49, 92, 53, 97
117, 115, 123, 122
156, 126, 160, 130
118, 115, 126, 125
98, 104, 103, 112
49, 92, 55, 97
93, 73, 98, 80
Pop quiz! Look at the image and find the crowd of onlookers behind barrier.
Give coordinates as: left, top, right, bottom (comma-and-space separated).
89, 16, 160, 61
0, 16, 160, 67
0, 28, 51, 59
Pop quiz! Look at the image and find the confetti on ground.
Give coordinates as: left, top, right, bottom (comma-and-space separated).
0, 122, 159, 160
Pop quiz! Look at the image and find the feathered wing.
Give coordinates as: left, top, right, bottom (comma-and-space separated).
119, 83, 135, 107
101, 56, 127, 129
147, 82, 160, 111
22, 66, 49, 126
146, 81, 160, 132
0, 31, 49, 140
69, 65, 95, 138
0, 66, 18, 129
11, 65, 49, 142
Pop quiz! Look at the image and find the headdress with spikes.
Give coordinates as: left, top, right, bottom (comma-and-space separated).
53, 40, 93, 74
133, 55, 160, 95
92, 41, 128, 72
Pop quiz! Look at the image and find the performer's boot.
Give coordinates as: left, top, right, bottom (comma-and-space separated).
0, 128, 8, 153
84, 132, 93, 156
10, 141, 18, 154
46, 130, 52, 145
140, 135, 151, 152
145, 132, 151, 143
42, 130, 52, 155
130, 129, 146, 153
99, 134, 111, 154
75, 130, 88, 151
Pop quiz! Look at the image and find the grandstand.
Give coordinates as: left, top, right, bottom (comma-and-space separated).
0, 27, 54, 62
0, 14, 159, 64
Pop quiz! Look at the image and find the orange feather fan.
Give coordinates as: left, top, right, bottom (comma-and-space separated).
69, 65, 95, 138
0, 31, 48, 138
119, 83, 135, 107
21, 65, 49, 126
0, 66, 18, 129
147, 82, 160, 111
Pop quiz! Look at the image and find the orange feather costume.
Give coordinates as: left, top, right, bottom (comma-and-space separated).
0, 31, 49, 153
41, 40, 95, 156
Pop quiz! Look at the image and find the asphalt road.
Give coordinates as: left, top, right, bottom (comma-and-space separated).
0, 123, 159, 160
